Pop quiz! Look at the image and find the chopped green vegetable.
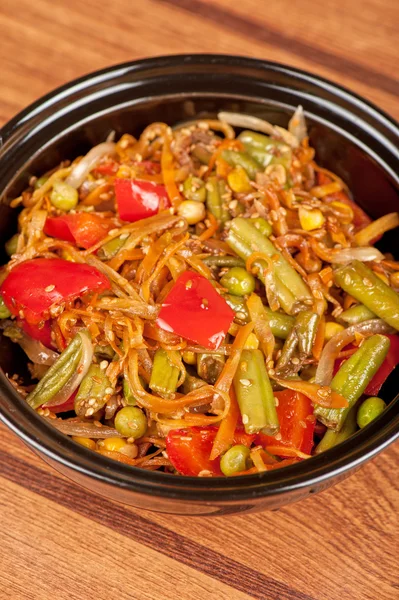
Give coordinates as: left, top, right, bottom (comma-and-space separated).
357, 396, 386, 429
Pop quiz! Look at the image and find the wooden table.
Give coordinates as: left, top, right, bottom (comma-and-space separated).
0, 1, 398, 598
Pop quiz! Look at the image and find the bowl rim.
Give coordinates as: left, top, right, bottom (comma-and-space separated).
0, 53, 398, 503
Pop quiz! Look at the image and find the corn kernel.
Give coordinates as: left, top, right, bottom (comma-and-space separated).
330, 201, 354, 224
299, 207, 325, 231
101, 437, 126, 452
324, 322, 345, 341
72, 436, 96, 450
227, 166, 252, 194
243, 332, 259, 349
182, 350, 197, 365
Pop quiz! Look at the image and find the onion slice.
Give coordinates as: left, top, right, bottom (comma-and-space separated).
65, 142, 116, 189
331, 247, 385, 264
315, 319, 394, 387
43, 331, 93, 407
47, 418, 121, 438
18, 333, 59, 366
354, 212, 399, 246
288, 105, 307, 142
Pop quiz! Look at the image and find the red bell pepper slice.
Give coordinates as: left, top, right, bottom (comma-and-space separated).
166, 426, 254, 476
256, 390, 315, 454
92, 161, 119, 176
0, 258, 110, 324
19, 318, 54, 348
334, 335, 399, 396
44, 213, 114, 249
45, 390, 77, 414
115, 178, 170, 222
157, 271, 235, 350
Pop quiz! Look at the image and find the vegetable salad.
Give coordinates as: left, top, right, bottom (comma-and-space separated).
1, 107, 398, 477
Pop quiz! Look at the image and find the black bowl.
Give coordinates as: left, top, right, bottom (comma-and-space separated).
0, 55, 398, 516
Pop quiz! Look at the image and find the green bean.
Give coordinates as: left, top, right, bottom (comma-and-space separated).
238, 130, 288, 152
75, 364, 112, 417
315, 334, 390, 431
220, 267, 256, 297
181, 373, 207, 394
192, 145, 212, 165
224, 294, 250, 324
197, 353, 225, 385
149, 349, 180, 398
334, 261, 399, 330
234, 349, 279, 435
220, 445, 251, 476
221, 150, 261, 180
0, 295, 11, 319
227, 217, 312, 314
315, 405, 357, 454
357, 396, 386, 429
50, 180, 79, 211
276, 311, 319, 375
114, 406, 147, 439
94, 344, 115, 361
26, 330, 89, 410
339, 304, 376, 325
263, 308, 294, 339
238, 131, 292, 169
97, 237, 126, 260
123, 377, 137, 405
5, 234, 19, 256
183, 175, 206, 202
203, 255, 245, 269
205, 176, 230, 224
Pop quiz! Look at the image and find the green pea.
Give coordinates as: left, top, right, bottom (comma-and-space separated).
123, 378, 137, 406
5, 234, 19, 256
220, 267, 256, 297
114, 406, 147, 439
34, 175, 49, 190
0, 295, 11, 319
183, 175, 206, 202
50, 180, 79, 211
220, 445, 251, 476
357, 397, 386, 429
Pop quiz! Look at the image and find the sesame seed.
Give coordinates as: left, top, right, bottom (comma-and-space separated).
107, 331, 115, 341
120, 233, 129, 240
100, 360, 108, 370
292, 357, 300, 365
45, 284, 55, 292
268, 368, 276, 377
85, 408, 95, 417
88, 398, 96, 406
274, 433, 282, 441
242, 414, 249, 424
108, 228, 119, 235
240, 379, 251, 387
105, 387, 113, 395
236, 311, 246, 320
274, 397, 279, 406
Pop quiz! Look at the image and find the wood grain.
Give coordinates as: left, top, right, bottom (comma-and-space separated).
0, 1, 398, 599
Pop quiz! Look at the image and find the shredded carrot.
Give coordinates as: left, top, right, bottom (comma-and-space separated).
161, 131, 183, 207
198, 212, 219, 241
265, 446, 311, 460
210, 388, 240, 461
319, 266, 333, 286
206, 139, 243, 176
312, 316, 325, 360
82, 181, 114, 206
